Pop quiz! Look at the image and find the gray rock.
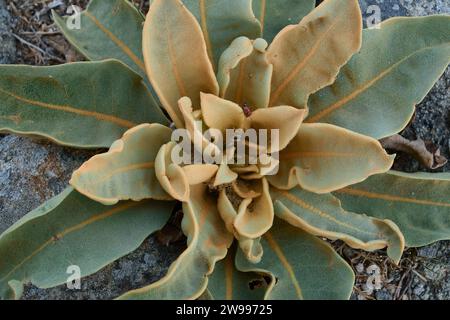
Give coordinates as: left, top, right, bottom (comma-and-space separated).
375, 288, 394, 300
359, 0, 449, 24
410, 241, 450, 300
0, 135, 94, 234
0, 0, 15, 64
418, 241, 450, 261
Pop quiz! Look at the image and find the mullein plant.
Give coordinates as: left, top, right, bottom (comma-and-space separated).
0, 0, 449, 300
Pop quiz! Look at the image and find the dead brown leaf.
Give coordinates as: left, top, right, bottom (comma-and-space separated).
381, 134, 448, 170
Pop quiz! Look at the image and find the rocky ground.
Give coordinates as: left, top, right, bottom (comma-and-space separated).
0, 0, 449, 300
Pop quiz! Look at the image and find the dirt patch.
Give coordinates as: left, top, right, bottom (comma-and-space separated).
333, 240, 450, 300
6, 0, 88, 64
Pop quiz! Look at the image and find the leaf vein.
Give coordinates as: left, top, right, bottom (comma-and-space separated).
269, 18, 338, 105
0, 201, 143, 284
84, 11, 145, 72
306, 43, 450, 122
274, 190, 377, 236
0, 87, 135, 128
264, 232, 303, 299
336, 187, 450, 208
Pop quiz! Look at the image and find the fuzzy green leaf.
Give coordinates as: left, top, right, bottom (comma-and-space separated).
207, 245, 267, 300
218, 37, 273, 110
271, 187, 405, 264
70, 124, 173, 205
0, 60, 168, 148
334, 171, 450, 247
267, 0, 362, 109
252, 0, 316, 43
307, 16, 450, 139
181, 0, 262, 69
118, 185, 233, 300
53, 0, 147, 80
268, 123, 394, 194
236, 218, 355, 300
143, 0, 219, 129
0, 188, 173, 299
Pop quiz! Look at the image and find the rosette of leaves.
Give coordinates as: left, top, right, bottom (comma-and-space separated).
0, 0, 449, 300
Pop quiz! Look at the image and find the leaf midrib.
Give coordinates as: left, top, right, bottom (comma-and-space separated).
81, 162, 155, 187
307, 42, 450, 123
269, 18, 339, 105
199, 0, 214, 64
0, 87, 135, 128
273, 189, 377, 236
224, 253, 234, 300
335, 187, 450, 208
83, 11, 146, 72
280, 151, 358, 160
264, 231, 304, 299
259, 0, 267, 36
0, 201, 144, 284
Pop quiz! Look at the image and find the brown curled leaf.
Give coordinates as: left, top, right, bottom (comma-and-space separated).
381, 134, 448, 170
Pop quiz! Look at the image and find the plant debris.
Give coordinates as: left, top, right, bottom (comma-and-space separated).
333, 240, 450, 300
381, 134, 448, 170
5, 0, 149, 65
